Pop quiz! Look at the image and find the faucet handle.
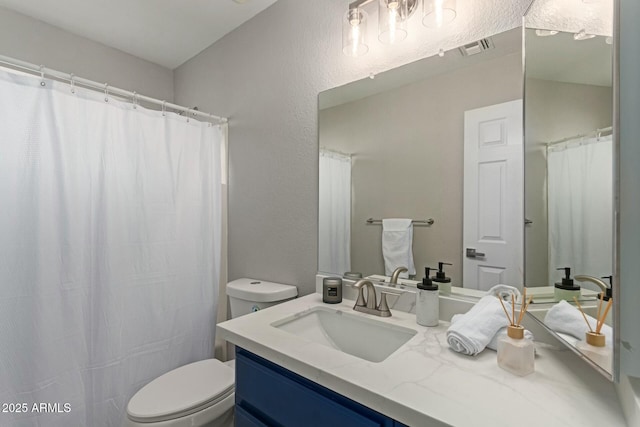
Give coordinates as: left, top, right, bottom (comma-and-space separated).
378, 291, 399, 317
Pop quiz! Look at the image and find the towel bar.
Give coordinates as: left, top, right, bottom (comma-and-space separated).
366, 218, 435, 226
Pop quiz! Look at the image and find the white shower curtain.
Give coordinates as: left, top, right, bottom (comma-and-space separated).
318, 149, 351, 275
547, 135, 613, 286
0, 68, 222, 426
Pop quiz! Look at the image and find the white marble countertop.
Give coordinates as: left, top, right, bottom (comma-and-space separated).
217, 293, 626, 427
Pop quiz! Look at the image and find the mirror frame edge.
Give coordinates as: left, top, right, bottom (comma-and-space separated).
612, 0, 620, 384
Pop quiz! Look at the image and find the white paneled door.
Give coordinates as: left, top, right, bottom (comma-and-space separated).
463, 100, 523, 291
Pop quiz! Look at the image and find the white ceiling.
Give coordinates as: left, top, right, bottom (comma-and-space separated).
0, 0, 278, 69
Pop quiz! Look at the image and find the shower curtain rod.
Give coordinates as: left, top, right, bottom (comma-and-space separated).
546, 126, 613, 146
0, 53, 227, 124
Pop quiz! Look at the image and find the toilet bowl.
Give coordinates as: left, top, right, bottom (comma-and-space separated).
125, 279, 297, 427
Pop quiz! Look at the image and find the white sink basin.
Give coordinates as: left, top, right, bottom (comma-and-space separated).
271, 306, 417, 363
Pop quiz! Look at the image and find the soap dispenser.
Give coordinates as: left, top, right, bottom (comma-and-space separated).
431, 262, 452, 295
554, 267, 581, 302
416, 267, 439, 327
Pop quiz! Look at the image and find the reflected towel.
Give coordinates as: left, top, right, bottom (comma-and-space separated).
382, 218, 415, 278
544, 300, 613, 347
446, 295, 510, 356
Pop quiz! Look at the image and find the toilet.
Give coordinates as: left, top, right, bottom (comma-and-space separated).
125, 278, 297, 427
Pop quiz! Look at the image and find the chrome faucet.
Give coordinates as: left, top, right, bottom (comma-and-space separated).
352, 280, 392, 317
574, 275, 611, 296
389, 266, 408, 286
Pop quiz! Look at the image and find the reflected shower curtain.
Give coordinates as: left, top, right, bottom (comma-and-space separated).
0, 69, 222, 426
318, 149, 351, 274
547, 135, 613, 286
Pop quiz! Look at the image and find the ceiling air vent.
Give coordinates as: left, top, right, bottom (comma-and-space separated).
458, 38, 495, 57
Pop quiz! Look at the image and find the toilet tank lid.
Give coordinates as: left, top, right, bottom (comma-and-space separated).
227, 278, 298, 302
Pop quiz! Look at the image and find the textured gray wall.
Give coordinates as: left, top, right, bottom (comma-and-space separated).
0, 7, 173, 102
173, 0, 534, 295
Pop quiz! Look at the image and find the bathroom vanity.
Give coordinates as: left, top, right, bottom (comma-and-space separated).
235, 348, 407, 427
217, 294, 626, 427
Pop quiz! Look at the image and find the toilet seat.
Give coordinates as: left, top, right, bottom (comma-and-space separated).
127, 359, 235, 423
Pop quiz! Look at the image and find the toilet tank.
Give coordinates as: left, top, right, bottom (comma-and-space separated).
226, 278, 297, 318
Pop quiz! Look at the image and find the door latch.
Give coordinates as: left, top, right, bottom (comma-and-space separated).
466, 248, 486, 258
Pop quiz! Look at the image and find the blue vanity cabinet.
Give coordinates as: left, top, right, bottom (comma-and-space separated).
235, 348, 409, 427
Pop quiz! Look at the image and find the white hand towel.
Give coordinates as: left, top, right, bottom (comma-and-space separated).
544, 300, 613, 347
446, 295, 510, 356
450, 314, 534, 352
382, 218, 415, 277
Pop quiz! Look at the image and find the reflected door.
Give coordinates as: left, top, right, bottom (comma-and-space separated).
463, 100, 523, 290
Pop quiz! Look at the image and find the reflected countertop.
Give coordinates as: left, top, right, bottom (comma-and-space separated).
217, 293, 626, 427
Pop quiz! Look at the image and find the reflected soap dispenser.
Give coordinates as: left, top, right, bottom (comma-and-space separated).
432, 262, 452, 295
554, 267, 581, 302
416, 267, 439, 327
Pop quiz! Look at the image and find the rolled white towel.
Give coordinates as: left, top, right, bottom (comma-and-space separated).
450, 315, 534, 352
544, 300, 613, 347
446, 295, 510, 356
485, 284, 521, 302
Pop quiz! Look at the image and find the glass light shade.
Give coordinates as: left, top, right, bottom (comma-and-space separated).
378, 0, 408, 44
535, 29, 559, 37
423, 0, 457, 28
574, 29, 596, 40
343, 8, 369, 57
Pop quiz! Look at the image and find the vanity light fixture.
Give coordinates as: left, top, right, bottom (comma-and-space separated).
574, 29, 596, 40
342, 0, 455, 56
343, 7, 369, 57
422, 0, 457, 28
378, 0, 409, 44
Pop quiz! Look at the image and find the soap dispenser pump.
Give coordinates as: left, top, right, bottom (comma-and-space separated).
554, 267, 581, 302
431, 262, 452, 295
416, 267, 439, 327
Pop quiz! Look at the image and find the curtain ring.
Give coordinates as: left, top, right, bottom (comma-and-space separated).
39, 65, 46, 87
69, 73, 76, 94
161, 101, 166, 117
104, 83, 109, 102
186, 109, 190, 123
132, 91, 138, 109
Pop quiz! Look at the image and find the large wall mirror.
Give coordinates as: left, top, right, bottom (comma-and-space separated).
318, 28, 524, 290
317, 0, 617, 381
524, 0, 616, 379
